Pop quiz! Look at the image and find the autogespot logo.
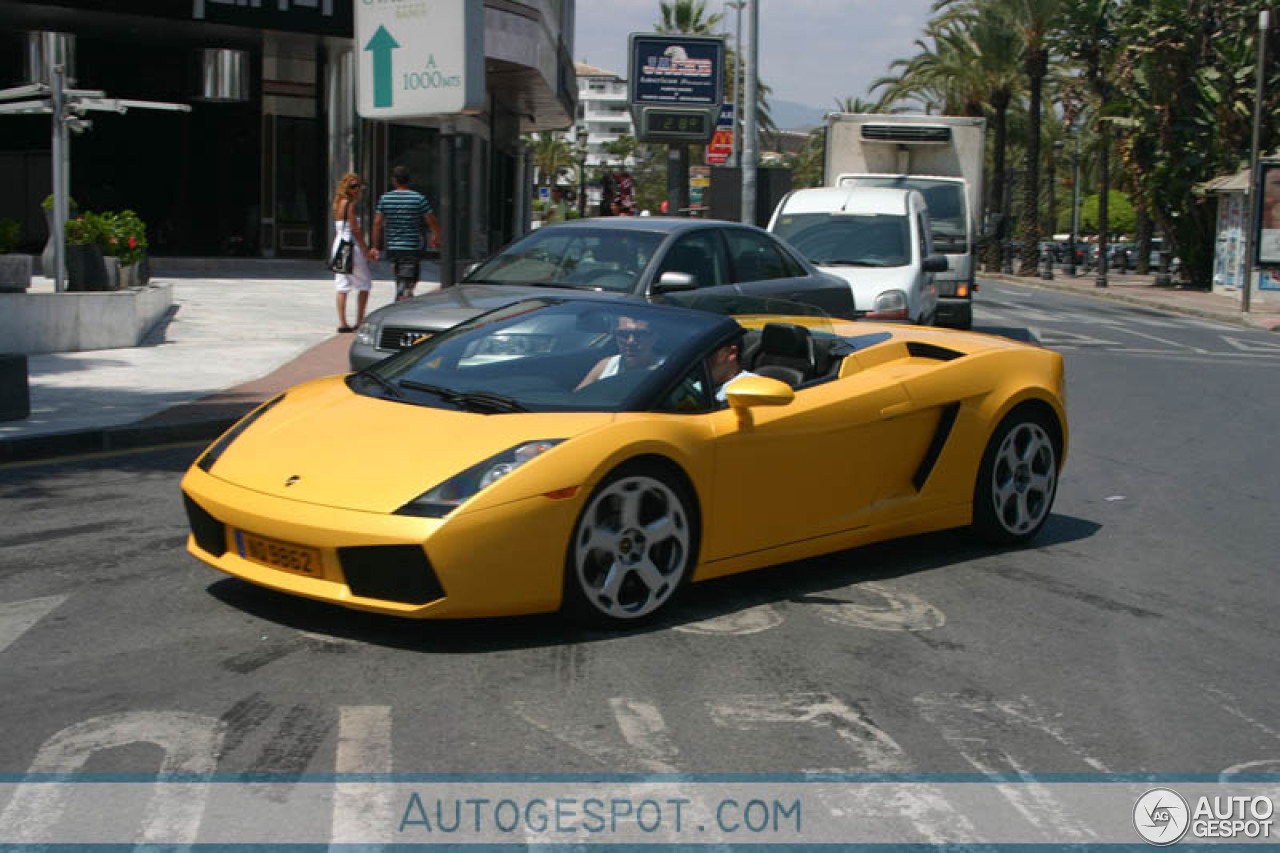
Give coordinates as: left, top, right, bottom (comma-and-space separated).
1135, 788, 1191, 845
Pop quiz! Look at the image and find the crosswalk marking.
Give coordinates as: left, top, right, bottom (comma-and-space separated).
0, 595, 67, 656
1222, 335, 1280, 353
331, 706, 394, 845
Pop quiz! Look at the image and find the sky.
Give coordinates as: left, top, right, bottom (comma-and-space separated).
574, 0, 937, 120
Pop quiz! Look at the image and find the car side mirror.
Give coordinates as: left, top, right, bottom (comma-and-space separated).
922, 254, 949, 273
652, 271, 697, 294
725, 375, 795, 410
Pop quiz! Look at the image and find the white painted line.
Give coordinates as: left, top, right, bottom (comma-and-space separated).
0, 594, 67, 655
1222, 335, 1280, 353
1110, 325, 1208, 353
808, 583, 946, 632
673, 604, 784, 636
0, 711, 224, 844
331, 706, 394, 845
609, 698, 679, 773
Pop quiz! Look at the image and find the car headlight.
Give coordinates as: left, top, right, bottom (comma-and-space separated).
196, 394, 285, 473
355, 321, 376, 346
394, 439, 565, 518
873, 289, 908, 312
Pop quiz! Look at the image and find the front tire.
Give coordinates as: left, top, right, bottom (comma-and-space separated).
563, 461, 697, 627
972, 407, 1060, 545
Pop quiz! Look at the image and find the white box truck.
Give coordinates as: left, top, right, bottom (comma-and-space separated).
824, 113, 986, 329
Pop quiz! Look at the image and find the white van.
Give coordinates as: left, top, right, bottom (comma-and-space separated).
768, 186, 948, 325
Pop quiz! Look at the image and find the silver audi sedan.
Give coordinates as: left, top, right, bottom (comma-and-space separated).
350, 217, 855, 370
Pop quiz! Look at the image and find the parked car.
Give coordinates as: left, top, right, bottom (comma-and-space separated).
349, 218, 855, 370
182, 294, 1067, 626
767, 187, 946, 325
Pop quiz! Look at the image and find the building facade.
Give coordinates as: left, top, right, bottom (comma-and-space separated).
567, 62, 633, 170
0, 0, 577, 267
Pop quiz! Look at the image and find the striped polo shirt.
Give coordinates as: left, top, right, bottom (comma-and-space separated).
376, 189, 432, 251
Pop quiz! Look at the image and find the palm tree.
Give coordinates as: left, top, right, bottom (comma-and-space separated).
833, 96, 882, 114
531, 132, 574, 188
655, 0, 723, 34
937, 0, 1063, 276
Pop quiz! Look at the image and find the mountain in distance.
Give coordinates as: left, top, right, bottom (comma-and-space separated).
768, 98, 829, 131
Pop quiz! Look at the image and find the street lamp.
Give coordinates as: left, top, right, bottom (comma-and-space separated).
1069, 135, 1081, 277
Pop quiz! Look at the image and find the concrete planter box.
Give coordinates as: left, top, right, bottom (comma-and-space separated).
0, 284, 174, 355
0, 254, 33, 292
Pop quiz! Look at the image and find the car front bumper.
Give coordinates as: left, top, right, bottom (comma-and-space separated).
181, 466, 579, 619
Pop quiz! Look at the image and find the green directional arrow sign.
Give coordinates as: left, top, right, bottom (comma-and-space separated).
364, 25, 399, 109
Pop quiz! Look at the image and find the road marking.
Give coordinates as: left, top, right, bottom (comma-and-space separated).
0, 711, 224, 844
806, 583, 946, 632
1110, 325, 1209, 353
609, 698, 679, 773
709, 693, 977, 843
1222, 335, 1280, 353
0, 594, 67, 655
916, 694, 1099, 840
332, 706, 394, 845
1027, 326, 1121, 348
673, 604, 784, 635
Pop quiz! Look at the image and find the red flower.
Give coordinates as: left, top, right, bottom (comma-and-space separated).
128, 236, 138, 249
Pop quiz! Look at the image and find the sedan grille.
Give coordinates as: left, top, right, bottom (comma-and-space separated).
378, 326, 435, 352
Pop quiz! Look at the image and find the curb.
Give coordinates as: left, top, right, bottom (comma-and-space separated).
979, 273, 1280, 331
0, 415, 239, 467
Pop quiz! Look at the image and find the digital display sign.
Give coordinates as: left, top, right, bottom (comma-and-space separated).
649, 111, 708, 136
628, 33, 724, 144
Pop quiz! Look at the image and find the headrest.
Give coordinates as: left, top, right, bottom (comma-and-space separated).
760, 323, 812, 358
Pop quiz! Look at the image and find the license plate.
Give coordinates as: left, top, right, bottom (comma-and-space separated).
235, 531, 321, 577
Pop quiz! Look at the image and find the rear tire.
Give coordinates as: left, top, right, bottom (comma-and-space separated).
972, 407, 1060, 545
562, 461, 698, 627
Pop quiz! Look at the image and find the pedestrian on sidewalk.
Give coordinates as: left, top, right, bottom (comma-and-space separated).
332, 172, 372, 333
370, 166, 441, 301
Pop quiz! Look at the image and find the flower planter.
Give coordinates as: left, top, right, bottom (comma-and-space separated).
103, 256, 121, 291
65, 243, 108, 291
0, 254, 33, 292
121, 261, 141, 289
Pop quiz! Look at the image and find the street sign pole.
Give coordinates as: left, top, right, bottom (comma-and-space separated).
1244, 9, 1270, 314
741, 0, 758, 225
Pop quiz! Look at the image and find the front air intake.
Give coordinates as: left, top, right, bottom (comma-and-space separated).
861, 125, 952, 144
338, 545, 445, 605
183, 494, 227, 557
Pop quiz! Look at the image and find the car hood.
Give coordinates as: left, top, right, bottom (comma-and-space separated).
207, 376, 611, 513
368, 283, 592, 332
817, 265, 917, 309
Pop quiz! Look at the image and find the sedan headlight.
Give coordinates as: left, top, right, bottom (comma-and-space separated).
395, 439, 565, 518
355, 321, 376, 346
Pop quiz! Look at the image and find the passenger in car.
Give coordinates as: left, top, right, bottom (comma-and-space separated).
708, 337, 760, 402
576, 314, 665, 390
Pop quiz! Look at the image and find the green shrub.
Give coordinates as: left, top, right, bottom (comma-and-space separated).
65, 214, 108, 246
0, 218, 19, 254
102, 209, 148, 266
41, 194, 78, 213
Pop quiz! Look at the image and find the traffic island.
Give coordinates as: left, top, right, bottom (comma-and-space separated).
0, 284, 173, 355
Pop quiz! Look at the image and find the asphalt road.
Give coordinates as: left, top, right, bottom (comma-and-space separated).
1, 279, 1277, 842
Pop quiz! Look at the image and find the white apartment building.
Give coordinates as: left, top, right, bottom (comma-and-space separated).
568, 62, 635, 168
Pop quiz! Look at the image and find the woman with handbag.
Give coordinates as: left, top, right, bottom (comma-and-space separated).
331, 172, 372, 332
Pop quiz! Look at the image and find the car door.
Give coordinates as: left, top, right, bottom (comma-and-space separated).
698, 372, 914, 564
650, 228, 729, 290
719, 226, 857, 319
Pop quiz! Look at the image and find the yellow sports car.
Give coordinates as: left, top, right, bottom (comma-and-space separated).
181, 295, 1066, 627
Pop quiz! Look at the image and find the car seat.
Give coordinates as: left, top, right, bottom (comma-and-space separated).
751, 323, 817, 387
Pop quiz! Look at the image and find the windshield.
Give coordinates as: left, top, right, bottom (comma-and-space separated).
464, 227, 666, 293
840, 176, 968, 250
350, 299, 732, 413
771, 213, 910, 267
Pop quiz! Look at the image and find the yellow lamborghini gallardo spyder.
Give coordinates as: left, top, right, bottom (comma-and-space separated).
181, 295, 1067, 627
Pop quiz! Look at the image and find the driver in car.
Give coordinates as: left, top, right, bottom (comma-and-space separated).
576, 314, 665, 390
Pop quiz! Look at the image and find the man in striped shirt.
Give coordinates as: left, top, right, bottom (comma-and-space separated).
370, 166, 441, 300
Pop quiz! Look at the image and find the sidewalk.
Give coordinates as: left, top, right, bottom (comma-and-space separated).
0, 260, 1275, 466
0, 259, 439, 465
